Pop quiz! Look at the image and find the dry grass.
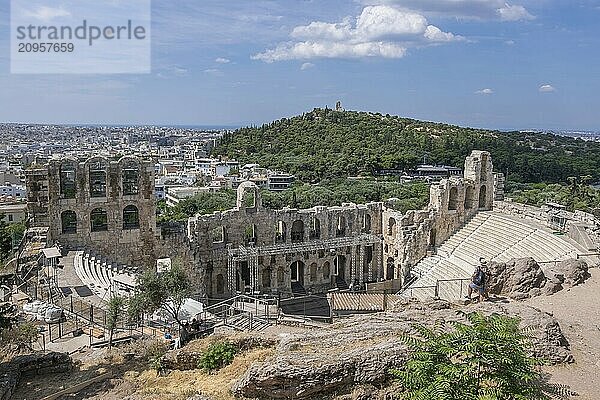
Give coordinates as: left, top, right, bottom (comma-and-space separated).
133, 347, 274, 400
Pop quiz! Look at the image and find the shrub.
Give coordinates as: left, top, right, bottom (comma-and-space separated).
391, 312, 559, 400
198, 341, 238, 372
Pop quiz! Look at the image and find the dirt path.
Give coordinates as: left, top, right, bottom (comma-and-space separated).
525, 268, 600, 399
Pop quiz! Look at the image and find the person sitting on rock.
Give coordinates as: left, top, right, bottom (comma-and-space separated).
466, 258, 488, 302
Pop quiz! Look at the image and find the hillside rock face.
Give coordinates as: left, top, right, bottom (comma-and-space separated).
233, 301, 572, 399
486, 258, 589, 300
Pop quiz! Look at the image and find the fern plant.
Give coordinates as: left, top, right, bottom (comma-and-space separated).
391, 311, 572, 400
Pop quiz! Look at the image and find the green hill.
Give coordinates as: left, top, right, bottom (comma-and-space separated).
214, 108, 600, 184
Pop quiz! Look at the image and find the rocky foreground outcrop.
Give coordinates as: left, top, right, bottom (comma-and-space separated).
486, 258, 590, 300
233, 301, 572, 399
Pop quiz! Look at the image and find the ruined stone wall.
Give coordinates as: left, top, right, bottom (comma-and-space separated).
382, 151, 495, 283
27, 156, 159, 268
188, 183, 384, 298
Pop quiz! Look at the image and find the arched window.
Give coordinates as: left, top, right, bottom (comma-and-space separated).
290, 261, 305, 284
480, 154, 489, 182
310, 218, 321, 239
388, 218, 397, 236
386, 258, 395, 280
89, 160, 107, 198
90, 208, 108, 232
291, 220, 304, 243
310, 263, 318, 282
60, 162, 76, 199
216, 274, 225, 294
323, 261, 331, 279
276, 221, 286, 243
479, 185, 487, 209
262, 268, 271, 288
465, 186, 475, 209
211, 226, 226, 243
123, 205, 140, 230
363, 214, 372, 233
122, 162, 139, 195
277, 266, 285, 285
364, 246, 373, 274
448, 187, 459, 211
244, 225, 257, 245
61, 210, 77, 234
336, 216, 346, 237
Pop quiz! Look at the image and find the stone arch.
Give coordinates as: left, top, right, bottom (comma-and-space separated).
465, 186, 476, 209
216, 274, 225, 295
429, 228, 437, 248
59, 161, 77, 199
322, 261, 331, 280
479, 185, 487, 209
290, 260, 305, 285
87, 157, 108, 198
262, 267, 272, 288
363, 214, 372, 233
388, 217, 397, 236
334, 255, 346, 279
61, 210, 77, 234
121, 158, 140, 196
90, 208, 108, 232
386, 257, 395, 280
236, 181, 260, 209
364, 246, 373, 274
481, 154, 489, 182
309, 262, 318, 282
276, 221, 286, 243
211, 226, 226, 243
336, 215, 347, 237
311, 218, 321, 239
123, 205, 140, 230
448, 187, 459, 211
291, 220, 305, 243
245, 224, 257, 245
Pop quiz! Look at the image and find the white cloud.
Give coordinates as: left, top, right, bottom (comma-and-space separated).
215, 57, 231, 64
253, 5, 462, 62
203, 68, 224, 76
476, 88, 494, 95
358, 0, 535, 21
497, 4, 535, 21
539, 84, 556, 93
504, 40, 516, 45
301, 62, 315, 70
156, 65, 189, 79
23, 6, 71, 22
254, 41, 407, 62
424, 25, 461, 42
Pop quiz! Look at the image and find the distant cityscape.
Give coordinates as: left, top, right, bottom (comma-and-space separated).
0, 122, 301, 225
0, 122, 598, 227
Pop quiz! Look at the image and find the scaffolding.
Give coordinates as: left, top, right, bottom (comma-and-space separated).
226, 234, 383, 292
228, 234, 382, 261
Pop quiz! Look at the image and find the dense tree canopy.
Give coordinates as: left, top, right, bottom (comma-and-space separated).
214, 108, 600, 184
158, 181, 430, 223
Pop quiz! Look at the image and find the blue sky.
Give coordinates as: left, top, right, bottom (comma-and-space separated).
0, 0, 599, 131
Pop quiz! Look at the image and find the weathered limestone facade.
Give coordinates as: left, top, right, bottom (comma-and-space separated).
382, 151, 494, 281
188, 182, 384, 297
25, 151, 497, 299
26, 156, 159, 267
